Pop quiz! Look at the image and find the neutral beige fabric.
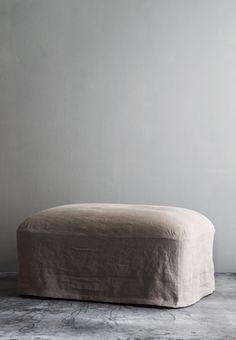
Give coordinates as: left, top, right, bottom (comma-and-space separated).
17, 204, 215, 308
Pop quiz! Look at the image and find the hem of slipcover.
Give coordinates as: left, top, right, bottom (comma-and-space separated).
18, 287, 215, 309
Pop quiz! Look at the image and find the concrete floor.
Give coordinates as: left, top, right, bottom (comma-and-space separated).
0, 273, 235, 340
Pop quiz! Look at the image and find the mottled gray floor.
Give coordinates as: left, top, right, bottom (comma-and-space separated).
0, 273, 235, 340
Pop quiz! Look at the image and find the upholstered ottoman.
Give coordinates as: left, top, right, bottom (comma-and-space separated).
17, 204, 215, 308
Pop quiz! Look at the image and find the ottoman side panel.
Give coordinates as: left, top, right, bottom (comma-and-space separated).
177, 231, 215, 307
17, 231, 181, 307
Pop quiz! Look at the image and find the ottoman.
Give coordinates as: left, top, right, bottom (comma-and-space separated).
17, 204, 215, 308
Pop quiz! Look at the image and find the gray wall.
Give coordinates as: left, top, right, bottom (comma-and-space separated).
0, 0, 236, 272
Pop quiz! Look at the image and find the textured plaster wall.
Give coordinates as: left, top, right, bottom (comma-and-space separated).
0, 0, 236, 271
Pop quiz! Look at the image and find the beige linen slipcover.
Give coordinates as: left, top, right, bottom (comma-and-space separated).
17, 204, 215, 308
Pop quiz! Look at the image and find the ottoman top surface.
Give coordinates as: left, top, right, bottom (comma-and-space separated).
18, 203, 214, 240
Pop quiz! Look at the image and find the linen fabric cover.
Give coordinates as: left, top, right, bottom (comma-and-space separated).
17, 204, 215, 308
